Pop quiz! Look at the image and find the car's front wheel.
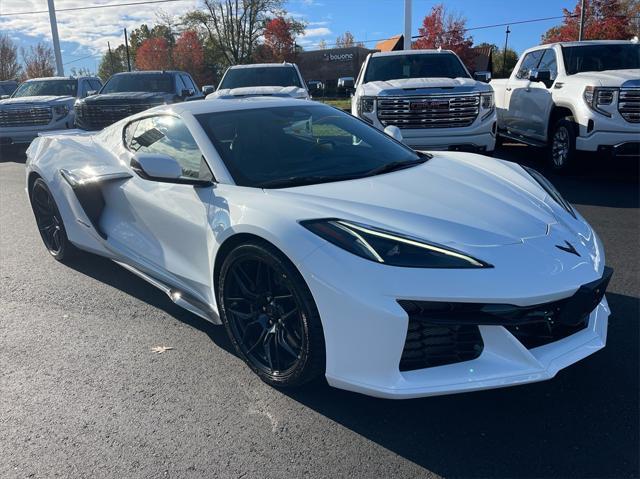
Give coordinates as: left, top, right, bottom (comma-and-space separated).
549, 117, 577, 172
30, 178, 77, 262
217, 241, 325, 388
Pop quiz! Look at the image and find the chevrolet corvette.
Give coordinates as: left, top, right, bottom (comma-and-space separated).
25, 97, 612, 399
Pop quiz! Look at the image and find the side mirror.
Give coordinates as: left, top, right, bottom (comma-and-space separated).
131, 152, 182, 181
202, 85, 216, 96
383, 125, 403, 143
529, 69, 552, 86
181, 88, 195, 98
85, 90, 98, 97
473, 71, 492, 83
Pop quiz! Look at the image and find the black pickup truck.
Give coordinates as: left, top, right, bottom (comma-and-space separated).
74, 70, 203, 130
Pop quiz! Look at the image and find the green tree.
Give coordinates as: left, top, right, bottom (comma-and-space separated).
97, 44, 128, 81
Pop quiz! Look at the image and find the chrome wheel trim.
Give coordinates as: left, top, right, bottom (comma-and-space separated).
552, 126, 570, 167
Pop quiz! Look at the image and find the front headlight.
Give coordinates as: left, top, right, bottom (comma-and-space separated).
358, 96, 375, 115
300, 219, 491, 269
583, 86, 616, 117
480, 92, 494, 120
52, 105, 70, 119
523, 166, 576, 219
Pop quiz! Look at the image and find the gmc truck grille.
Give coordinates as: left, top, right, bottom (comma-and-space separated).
76, 103, 156, 130
377, 94, 480, 129
619, 89, 640, 123
0, 107, 52, 127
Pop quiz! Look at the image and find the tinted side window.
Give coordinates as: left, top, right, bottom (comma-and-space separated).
126, 116, 212, 181
537, 49, 558, 81
516, 50, 544, 79
175, 74, 187, 92
91, 79, 103, 91
181, 74, 197, 91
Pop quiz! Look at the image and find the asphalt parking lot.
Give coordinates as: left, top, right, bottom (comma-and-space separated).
1, 144, 638, 479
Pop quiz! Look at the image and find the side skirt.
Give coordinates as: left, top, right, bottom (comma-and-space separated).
113, 260, 221, 324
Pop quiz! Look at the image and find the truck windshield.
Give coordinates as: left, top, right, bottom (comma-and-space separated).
12, 80, 77, 98
562, 44, 640, 74
364, 53, 470, 83
219, 67, 302, 89
101, 73, 174, 93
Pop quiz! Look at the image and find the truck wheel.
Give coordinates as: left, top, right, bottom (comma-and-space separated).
549, 117, 577, 172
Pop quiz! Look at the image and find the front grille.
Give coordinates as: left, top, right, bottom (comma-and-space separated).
0, 107, 52, 127
618, 89, 640, 123
398, 267, 612, 371
76, 103, 157, 130
400, 322, 483, 371
377, 94, 479, 129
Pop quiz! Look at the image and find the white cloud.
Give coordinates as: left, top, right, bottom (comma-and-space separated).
300, 27, 332, 38
0, 0, 199, 60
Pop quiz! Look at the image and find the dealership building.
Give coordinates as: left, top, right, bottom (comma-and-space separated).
295, 46, 375, 93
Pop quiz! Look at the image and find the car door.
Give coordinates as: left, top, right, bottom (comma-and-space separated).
523, 48, 558, 140
103, 114, 217, 301
504, 49, 545, 136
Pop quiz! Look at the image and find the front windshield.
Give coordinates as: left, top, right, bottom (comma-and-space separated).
562, 44, 640, 74
219, 67, 302, 89
12, 80, 77, 98
364, 53, 470, 83
196, 105, 424, 188
101, 73, 174, 93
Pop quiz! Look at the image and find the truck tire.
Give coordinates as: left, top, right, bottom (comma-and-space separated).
549, 117, 577, 172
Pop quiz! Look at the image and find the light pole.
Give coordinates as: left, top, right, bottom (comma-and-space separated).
502, 25, 511, 78
124, 28, 132, 72
578, 0, 586, 41
47, 0, 64, 76
403, 0, 412, 50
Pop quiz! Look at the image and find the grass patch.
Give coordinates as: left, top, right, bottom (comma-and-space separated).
318, 98, 351, 110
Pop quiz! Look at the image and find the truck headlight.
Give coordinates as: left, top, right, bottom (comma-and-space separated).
53, 105, 70, 120
359, 96, 375, 114
583, 86, 616, 117
480, 92, 494, 120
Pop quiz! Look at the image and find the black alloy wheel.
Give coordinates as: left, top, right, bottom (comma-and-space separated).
30, 178, 75, 261
218, 242, 325, 387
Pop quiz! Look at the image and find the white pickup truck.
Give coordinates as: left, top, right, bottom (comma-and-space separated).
207, 63, 309, 100
492, 40, 640, 170
351, 49, 497, 153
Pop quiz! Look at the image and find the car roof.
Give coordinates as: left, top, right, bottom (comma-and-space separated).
24, 76, 98, 82
538, 40, 636, 48
227, 63, 297, 69
170, 96, 316, 115
371, 49, 455, 57
111, 70, 185, 75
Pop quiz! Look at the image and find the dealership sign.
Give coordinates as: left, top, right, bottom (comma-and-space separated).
325, 52, 354, 62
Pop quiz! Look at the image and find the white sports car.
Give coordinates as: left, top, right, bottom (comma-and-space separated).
25, 98, 612, 399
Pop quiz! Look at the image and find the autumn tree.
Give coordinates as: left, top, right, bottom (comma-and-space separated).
0, 34, 22, 81
184, 0, 285, 65
97, 44, 128, 81
335, 31, 363, 48
173, 31, 208, 86
129, 23, 175, 60
413, 4, 474, 65
262, 15, 305, 62
22, 43, 55, 79
135, 37, 172, 70
541, 0, 637, 42
69, 67, 93, 77
317, 39, 327, 50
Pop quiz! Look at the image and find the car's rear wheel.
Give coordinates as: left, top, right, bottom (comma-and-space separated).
218, 241, 325, 388
30, 178, 76, 262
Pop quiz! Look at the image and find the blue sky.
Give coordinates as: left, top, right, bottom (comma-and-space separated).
0, 0, 576, 73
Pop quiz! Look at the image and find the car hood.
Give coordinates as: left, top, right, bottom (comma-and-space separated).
209, 86, 308, 99
82, 91, 173, 104
0, 95, 75, 107
571, 69, 640, 87
360, 77, 489, 96
266, 153, 564, 248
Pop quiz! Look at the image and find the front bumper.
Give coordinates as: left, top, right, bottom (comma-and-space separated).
0, 113, 75, 145
359, 109, 497, 152
300, 238, 610, 399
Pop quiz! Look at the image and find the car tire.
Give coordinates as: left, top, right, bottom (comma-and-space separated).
30, 178, 78, 262
217, 241, 325, 388
549, 117, 578, 172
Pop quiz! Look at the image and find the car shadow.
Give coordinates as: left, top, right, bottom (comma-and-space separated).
64, 251, 236, 356
283, 291, 639, 478
0, 145, 27, 163
62, 251, 640, 477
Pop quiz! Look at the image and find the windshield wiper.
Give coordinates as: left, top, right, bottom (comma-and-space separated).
363, 154, 430, 178
257, 174, 361, 189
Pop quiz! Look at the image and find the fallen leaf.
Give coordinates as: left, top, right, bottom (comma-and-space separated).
151, 346, 174, 354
